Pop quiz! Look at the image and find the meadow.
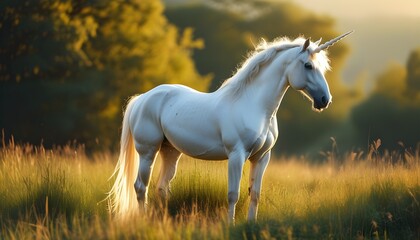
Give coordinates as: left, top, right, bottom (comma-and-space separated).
0, 139, 419, 239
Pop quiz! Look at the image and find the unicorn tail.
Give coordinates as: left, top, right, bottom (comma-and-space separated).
108, 95, 141, 218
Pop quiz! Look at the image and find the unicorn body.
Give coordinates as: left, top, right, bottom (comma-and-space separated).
109, 32, 353, 223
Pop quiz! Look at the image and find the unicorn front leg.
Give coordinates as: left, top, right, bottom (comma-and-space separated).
248, 151, 271, 221
227, 150, 248, 224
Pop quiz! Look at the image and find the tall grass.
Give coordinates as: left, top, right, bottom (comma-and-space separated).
0, 140, 419, 239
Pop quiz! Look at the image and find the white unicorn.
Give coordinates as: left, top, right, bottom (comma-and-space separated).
109, 31, 353, 223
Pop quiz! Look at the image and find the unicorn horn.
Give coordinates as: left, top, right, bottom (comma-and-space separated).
313, 30, 354, 53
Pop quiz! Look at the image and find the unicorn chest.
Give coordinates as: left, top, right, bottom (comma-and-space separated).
248, 121, 278, 157
223, 115, 277, 156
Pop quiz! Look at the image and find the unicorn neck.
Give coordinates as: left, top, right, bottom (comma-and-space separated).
246, 62, 290, 117
220, 47, 295, 117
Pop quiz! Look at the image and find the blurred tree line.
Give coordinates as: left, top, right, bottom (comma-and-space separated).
0, 0, 210, 149
1, 0, 418, 154
350, 48, 420, 151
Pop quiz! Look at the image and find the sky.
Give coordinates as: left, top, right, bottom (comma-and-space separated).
289, 0, 420, 19
169, 0, 420, 18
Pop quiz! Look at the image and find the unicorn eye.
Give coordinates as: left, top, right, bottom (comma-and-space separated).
304, 62, 313, 70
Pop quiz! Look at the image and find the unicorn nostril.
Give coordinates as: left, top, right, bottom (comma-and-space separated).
321, 96, 328, 105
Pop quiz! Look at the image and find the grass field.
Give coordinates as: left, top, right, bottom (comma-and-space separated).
0, 140, 419, 239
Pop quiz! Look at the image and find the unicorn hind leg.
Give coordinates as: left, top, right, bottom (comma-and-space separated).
133, 144, 159, 211
133, 127, 164, 211
157, 141, 181, 203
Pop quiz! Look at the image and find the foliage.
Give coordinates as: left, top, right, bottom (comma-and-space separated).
1, 143, 419, 239
351, 49, 420, 151
407, 48, 420, 93
374, 63, 407, 100
0, 0, 210, 149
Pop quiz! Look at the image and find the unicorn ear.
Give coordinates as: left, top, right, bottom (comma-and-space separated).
300, 38, 311, 53
315, 38, 322, 46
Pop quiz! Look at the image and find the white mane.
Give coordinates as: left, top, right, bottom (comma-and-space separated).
220, 37, 331, 95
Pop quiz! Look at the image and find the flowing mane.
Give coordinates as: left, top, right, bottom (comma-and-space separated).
220, 37, 330, 95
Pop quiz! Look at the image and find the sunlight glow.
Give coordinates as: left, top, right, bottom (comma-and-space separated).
287, 0, 420, 19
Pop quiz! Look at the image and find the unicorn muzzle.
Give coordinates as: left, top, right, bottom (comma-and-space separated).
313, 94, 331, 111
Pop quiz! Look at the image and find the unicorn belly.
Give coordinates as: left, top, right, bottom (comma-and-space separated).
160, 105, 227, 160
162, 128, 227, 160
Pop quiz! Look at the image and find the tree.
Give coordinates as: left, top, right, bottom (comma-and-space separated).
406, 48, 420, 99
0, 0, 210, 149
0, 0, 96, 82
374, 63, 406, 102
0, 0, 99, 147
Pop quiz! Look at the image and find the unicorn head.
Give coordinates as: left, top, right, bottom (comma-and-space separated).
286, 31, 353, 112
